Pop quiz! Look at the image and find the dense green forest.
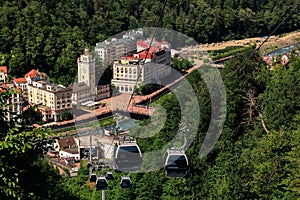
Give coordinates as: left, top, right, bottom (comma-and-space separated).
1, 47, 299, 199
0, 0, 299, 85
0, 0, 300, 199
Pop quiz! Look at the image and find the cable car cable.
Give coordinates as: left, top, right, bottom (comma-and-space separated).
125, 0, 168, 113
222, 2, 300, 85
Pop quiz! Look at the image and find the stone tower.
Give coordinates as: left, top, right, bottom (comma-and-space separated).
77, 48, 96, 98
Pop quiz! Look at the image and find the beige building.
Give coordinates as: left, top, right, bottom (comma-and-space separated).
96, 84, 110, 101
28, 80, 72, 121
111, 47, 171, 93
72, 82, 91, 106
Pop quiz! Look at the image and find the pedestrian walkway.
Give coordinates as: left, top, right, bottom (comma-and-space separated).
49, 55, 206, 129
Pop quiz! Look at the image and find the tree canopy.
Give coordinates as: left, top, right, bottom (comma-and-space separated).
57, 50, 300, 199
0, 0, 299, 85
0, 0, 299, 199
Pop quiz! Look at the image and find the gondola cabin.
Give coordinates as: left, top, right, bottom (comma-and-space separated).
164, 148, 189, 178
96, 177, 108, 190
87, 161, 93, 168
105, 172, 114, 180
89, 173, 97, 182
120, 176, 132, 190
114, 137, 142, 172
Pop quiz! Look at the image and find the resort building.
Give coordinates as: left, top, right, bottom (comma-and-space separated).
28, 79, 72, 121
95, 30, 143, 65
77, 48, 96, 96
111, 46, 171, 93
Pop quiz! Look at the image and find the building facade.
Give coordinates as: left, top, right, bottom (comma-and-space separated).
111, 47, 171, 93
95, 30, 143, 65
0, 83, 24, 122
28, 80, 72, 121
71, 82, 91, 106
25, 69, 42, 84
96, 84, 110, 101
54, 137, 80, 160
77, 48, 96, 96
74, 48, 111, 106
13, 77, 28, 101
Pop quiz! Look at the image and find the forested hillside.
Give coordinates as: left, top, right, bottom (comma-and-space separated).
64, 48, 300, 199
0, 0, 299, 85
1, 46, 299, 199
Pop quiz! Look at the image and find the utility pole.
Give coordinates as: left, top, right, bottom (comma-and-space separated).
102, 188, 106, 200
89, 130, 92, 176
102, 166, 106, 200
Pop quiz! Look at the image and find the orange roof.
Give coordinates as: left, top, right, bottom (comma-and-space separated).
6, 83, 14, 88
0, 84, 22, 93
0, 66, 8, 74
1, 83, 7, 89
13, 77, 27, 83
25, 69, 38, 78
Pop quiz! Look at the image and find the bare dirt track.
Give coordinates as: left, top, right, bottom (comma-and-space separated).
199, 30, 300, 52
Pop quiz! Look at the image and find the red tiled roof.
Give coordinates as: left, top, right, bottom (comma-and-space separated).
137, 39, 170, 49
121, 47, 160, 61
13, 77, 27, 83
0, 66, 8, 74
25, 69, 38, 78
137, 40, 150, 48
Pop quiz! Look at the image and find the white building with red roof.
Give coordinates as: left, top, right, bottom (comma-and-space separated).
25, 69, 41, 84
0, 66, 8, 83
111, 46, 171, 93
13, 77, 29, 101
